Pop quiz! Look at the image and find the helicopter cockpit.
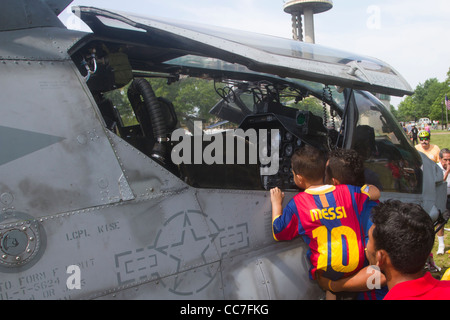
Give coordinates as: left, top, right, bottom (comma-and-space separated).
69, 6, 422, 194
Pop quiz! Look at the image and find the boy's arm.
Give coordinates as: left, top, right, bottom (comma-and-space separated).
317, 266, 386, 293
364, 185, 380, 201
270, 187, 285, 221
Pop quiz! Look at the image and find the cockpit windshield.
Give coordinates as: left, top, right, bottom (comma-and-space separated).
164, 55, 346, 112
352, 91, 422, 194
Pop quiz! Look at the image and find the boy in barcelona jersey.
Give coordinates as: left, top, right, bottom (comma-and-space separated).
271, 146, 382, 300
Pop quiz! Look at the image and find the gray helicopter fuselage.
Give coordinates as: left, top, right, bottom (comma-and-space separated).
0, 26, 319, 301
0, 0, 445, 300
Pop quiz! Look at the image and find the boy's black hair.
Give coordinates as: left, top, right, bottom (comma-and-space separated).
326, 149, 365, 187
291, 144, 326, 182
371, 200, 434, 274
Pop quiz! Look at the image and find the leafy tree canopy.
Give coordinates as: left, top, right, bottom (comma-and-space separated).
396, 68, 450, 123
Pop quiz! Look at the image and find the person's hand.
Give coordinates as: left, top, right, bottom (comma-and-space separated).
445, 166, 450, 180
316, 271, 332, 291
270, 187, 284, 205
270, 187, 285, 222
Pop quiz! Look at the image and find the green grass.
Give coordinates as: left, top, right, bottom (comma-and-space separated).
432, 222, 450, 279
430, 130, 450, 150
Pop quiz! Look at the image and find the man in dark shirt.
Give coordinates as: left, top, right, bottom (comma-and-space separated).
410, 125, 419, 145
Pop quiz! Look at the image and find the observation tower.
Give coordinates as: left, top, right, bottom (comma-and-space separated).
283, 0, 333, 43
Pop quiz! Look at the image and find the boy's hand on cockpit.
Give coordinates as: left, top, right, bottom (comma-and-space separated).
270, 187, 285, 205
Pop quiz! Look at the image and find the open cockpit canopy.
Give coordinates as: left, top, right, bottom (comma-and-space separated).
71, 6, 412, 98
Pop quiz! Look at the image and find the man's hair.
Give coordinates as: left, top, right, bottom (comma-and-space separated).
291, 144, 326, 182
326, 149, 365, 187
371, 200, 435, 274
440, 148, 450, 159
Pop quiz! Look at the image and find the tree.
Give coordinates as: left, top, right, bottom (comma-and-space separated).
429, 70, 450, 124
396, 95, 416, 121
397, 69, 450, 123
105, 77, 222, 126
389, 104, 399, 120
149, 77, 220, 124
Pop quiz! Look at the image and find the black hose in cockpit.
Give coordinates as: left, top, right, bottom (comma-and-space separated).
127, 78, 167, 163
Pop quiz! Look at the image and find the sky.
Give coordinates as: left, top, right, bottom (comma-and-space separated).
59, 0, 450, 107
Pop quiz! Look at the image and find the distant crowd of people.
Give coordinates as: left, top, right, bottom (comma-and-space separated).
402, 121, 436, 146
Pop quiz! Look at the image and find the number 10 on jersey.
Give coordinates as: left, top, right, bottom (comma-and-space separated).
312, 226, 360, 273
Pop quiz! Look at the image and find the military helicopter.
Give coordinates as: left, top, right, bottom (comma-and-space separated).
0, 0, 446, 300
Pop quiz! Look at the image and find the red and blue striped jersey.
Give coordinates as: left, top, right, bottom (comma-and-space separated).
273, 184, 376, 281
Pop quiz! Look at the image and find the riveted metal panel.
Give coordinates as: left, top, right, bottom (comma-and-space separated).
196, 189, 324, 299
0, 28, 86, 61
0, 187, 224, 299
106, 131, 187, 197
0, 59, 132, 219
96, 262, 223, 300
220, 242, 324, 300
195, 189, 273, 258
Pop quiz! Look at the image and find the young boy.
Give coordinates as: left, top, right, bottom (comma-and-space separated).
271, 145, 380, 298
323, 149, 387, 299
325, 149, 366, 187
